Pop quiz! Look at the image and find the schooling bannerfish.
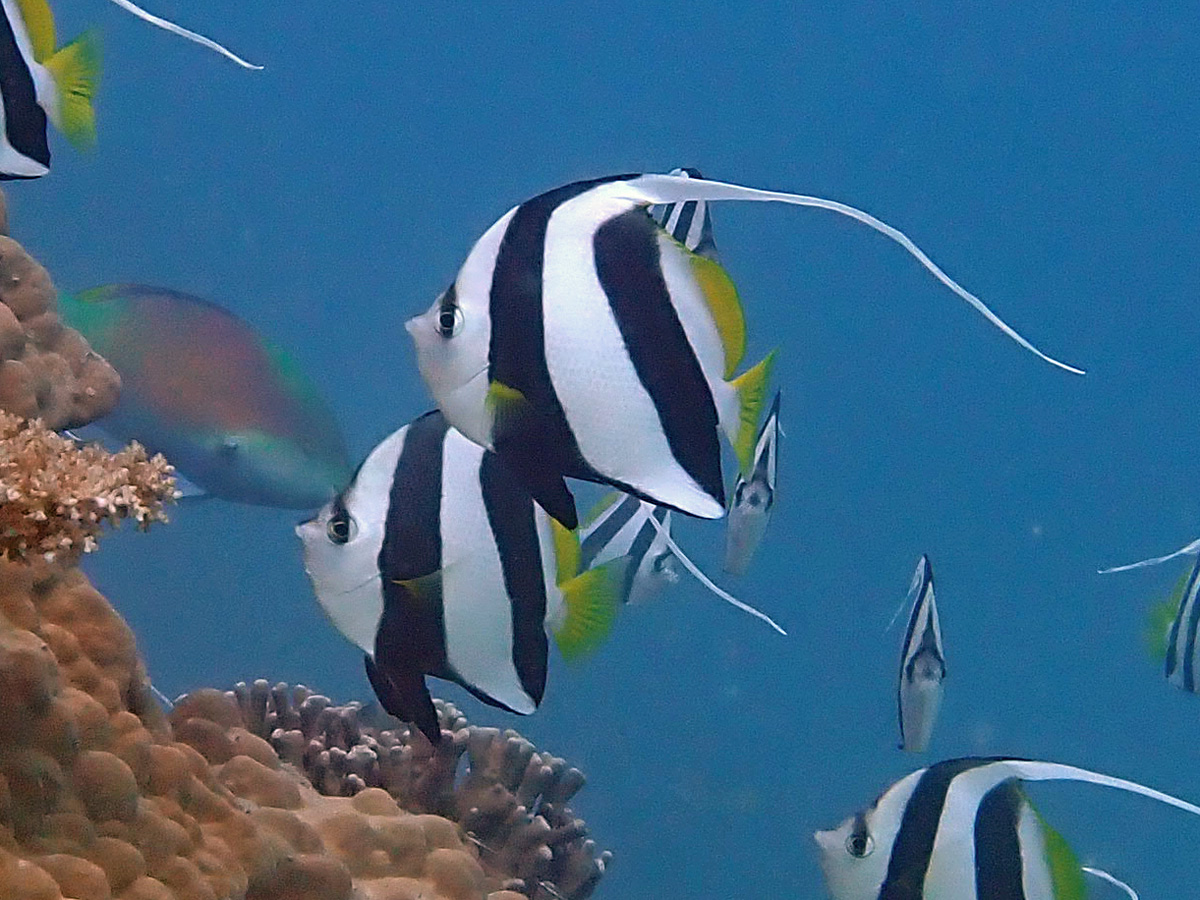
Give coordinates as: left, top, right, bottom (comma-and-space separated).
579, 491, 678, 606
724, 390, 780, 575
296, 410, 626, 745
815, 756, 1200, 900
897, 554, 945, 753
58, 284, 351, 509
408, 172, 1082, 530
0, 0, 99, 178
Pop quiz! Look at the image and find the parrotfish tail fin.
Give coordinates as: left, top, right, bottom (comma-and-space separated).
730, 349, 777, 477
1097, 536, 1200, 574
999, 759, 1200, 819
644, 510, 787, 635
1082, 867, 1139, 900
103, 0, 263, 69
625, 173, 1086, 375
45, 30, 101, 149
1030, 804, 1086, 900
1145, 574, 1188, 662
489, 380, 579, 529
363, 655, 441, 746
553, 556, 628, 663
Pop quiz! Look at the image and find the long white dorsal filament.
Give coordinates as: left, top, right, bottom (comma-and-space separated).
629, 174, 1084, 375
644, 511, 787, 635
104, 0, 264, 69
1097, 536, 1200, 574
1002, 759, 1200, 818
1082, 867, 1139, 900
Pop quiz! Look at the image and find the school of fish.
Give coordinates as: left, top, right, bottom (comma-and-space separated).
11, 6, 1199, 896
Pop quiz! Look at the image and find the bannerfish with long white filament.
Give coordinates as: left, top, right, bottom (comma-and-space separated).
407, 172, 1083, 530
579, 492, 678, 606
724, 389, 780, 575
0, 0, 99, 178
815, 756, 1200, 900
296, 410, 625, 745
897, 554, 945, 752
103, 0, 262, 69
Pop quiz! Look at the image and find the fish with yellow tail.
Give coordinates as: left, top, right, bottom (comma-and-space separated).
296, 410, 626, 745
407, 171, 1081, 530
815, 756, 1200, 899
0, 0, 99, 178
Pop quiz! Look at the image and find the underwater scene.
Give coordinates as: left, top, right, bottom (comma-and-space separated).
3, 1, 1200, 898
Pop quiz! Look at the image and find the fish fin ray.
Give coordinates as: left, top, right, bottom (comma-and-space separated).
15, 0, 55, 61
45, 30, 100, 148
102, 0, 263, 68
730, 350, 777, 475
999, 760, 1200, 818
1081, 867, 1138, 900
553, 557, 627, 662
1098, 536, 1200, 573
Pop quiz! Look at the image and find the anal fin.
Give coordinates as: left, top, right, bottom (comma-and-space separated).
363, 655, 440, 745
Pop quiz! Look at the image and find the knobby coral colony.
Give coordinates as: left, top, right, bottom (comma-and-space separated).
0, 195, 610, 899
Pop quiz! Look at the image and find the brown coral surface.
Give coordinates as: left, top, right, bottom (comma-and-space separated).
0, 195, 121, 429
0, 561, 610, 900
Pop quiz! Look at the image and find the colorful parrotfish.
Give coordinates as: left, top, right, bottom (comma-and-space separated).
59, 283, 352, 509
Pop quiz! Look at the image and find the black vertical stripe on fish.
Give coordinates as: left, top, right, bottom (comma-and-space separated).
1180, 557, 1200, 691
664, 199, 698, 246
593, 208, 726, 509
479, 451, 549, 708
1168, 554, 1200, 688
363, 652, 440, 745
0, 9, 48, 177
619, 506, 662, 602
880, 757, 985, 900
486, 174, 635, 529
373, 410, 451, 740
579, 493, 640, 568
973, 780, 1027, 900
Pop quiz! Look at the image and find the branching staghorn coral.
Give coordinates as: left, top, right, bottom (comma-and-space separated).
0, 412, 175, 561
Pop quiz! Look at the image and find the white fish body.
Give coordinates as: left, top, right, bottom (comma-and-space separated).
724, 390, 780, 575
579, 492, 678, 605
897, 554, 945, 752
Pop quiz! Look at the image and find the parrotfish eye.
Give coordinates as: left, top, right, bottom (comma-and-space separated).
845, 814, 873, 858
326, 508, 357, 545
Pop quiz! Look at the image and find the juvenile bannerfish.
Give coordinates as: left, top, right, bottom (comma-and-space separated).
897, 554, 945, 753
58, 284, 351, 509
815, 756, 1200, 900
407, 172, 1082, 530
102, 0, 261, 69
579, 491, 678, 606
296, 410, 627, 745
724, 390, 780, 575
0, 0, 99, 178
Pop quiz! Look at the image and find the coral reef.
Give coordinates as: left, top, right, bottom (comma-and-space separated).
0, 559, 611, 900
0, 192, 121, 429
0, 412, 176, 562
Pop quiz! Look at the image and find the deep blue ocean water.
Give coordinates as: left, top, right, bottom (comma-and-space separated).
11, 2, 1200, 896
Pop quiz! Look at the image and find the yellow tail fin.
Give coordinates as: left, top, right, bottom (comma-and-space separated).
45, 30, 101, 149
1145, 573, 1187, 662
729, 349, 777, 476
553, 556, 628, 662
1034, 804, 1086, 900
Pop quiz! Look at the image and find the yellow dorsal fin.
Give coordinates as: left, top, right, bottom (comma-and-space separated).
689, 251, 746, 379
15, 0, 55, 62
550, 516, 581, 586
44, 30, 101, 149
729, 349, 777, 475
553, 557, 627, 662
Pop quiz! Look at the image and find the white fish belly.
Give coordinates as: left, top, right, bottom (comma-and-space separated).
440, 434, 535, 713
899, 676, 943, 753
542, 201, 723, 517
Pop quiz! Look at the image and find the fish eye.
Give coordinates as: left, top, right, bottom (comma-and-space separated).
845, 831, 874, 858
326, 508, 357, 544
436, 287, 464, 338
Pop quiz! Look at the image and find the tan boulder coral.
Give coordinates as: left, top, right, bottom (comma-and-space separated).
0, 190, 121, 429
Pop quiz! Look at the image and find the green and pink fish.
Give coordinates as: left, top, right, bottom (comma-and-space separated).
59, 284, 351, 509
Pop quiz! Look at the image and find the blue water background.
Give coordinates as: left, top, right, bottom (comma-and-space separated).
12, 2, 1200, 896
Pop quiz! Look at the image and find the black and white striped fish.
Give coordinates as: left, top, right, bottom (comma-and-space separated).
815, 756, 1200, 900
296, 410, 625, 744
578, 492, 678, 606
652, 166, 719, 261
897, 554, 945, 753
724, 389, 780, 575
407, 172, 1082, 530
0, 0, 99, 178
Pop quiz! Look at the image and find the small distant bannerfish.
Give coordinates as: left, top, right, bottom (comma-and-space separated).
0, 0, 99, 178
897, 554, 945, 753
815, 756, 1200, 900
58, 284, 352, 508
724, 390, 780, 575
408, 172, 1082, 530
296, 410, 626, 745
579, 492, 678, 606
